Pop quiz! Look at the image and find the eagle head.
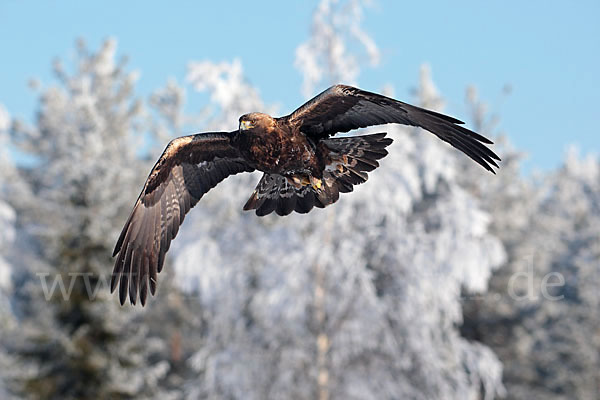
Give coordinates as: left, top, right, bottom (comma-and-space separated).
239, 112, 273, 132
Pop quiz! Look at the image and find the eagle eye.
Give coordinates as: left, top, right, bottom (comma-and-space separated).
240, 119, 254, 131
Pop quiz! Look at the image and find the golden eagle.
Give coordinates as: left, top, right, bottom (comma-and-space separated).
112, 85, 500, 305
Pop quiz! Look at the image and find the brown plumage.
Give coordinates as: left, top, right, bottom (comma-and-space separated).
112, 84, 500, 305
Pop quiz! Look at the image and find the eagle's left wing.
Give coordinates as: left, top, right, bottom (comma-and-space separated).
112, 131, 253, 306
281, 84, 500, 173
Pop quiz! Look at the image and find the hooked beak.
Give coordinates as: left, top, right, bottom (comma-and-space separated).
240, 120, 254, 131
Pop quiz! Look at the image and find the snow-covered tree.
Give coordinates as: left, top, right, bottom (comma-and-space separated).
0, 104, 15, 294
462, 147, 600, 400
0, 201, 14, 305
0, 104, 20, 399
455, 84, 600, 399
0, 199, 17, 399
295, 0, 380, 98
5, 39, 198, 400
174, 2, 505, 398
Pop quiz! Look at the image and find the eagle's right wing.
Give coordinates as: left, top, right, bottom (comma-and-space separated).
112, 131, 253, 306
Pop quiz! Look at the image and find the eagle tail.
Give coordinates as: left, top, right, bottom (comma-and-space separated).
243, 133, 392, 217
318, 131, 392, 200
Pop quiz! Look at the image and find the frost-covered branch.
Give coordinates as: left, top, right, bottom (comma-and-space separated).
295, 0, 380, 97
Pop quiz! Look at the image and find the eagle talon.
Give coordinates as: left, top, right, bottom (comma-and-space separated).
310, 177, 322, 190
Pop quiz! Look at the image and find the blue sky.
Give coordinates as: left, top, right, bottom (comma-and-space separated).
1, 0, 598, 171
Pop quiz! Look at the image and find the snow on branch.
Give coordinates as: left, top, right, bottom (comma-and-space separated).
295, 0, 380, 98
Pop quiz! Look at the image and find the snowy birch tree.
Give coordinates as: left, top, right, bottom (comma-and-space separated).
174, 1, 506, 399
0, 106, 18, 398
0, 200, 17, 399
0, 104, 15, 295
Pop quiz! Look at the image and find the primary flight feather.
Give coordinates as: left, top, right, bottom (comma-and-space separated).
112, 84, 500, 306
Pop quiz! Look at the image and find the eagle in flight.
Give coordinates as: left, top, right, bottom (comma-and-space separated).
112, 85, 500, 305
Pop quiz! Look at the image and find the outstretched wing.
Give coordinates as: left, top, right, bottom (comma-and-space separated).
281, 84, 500, 173
112, 131, 253, 306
